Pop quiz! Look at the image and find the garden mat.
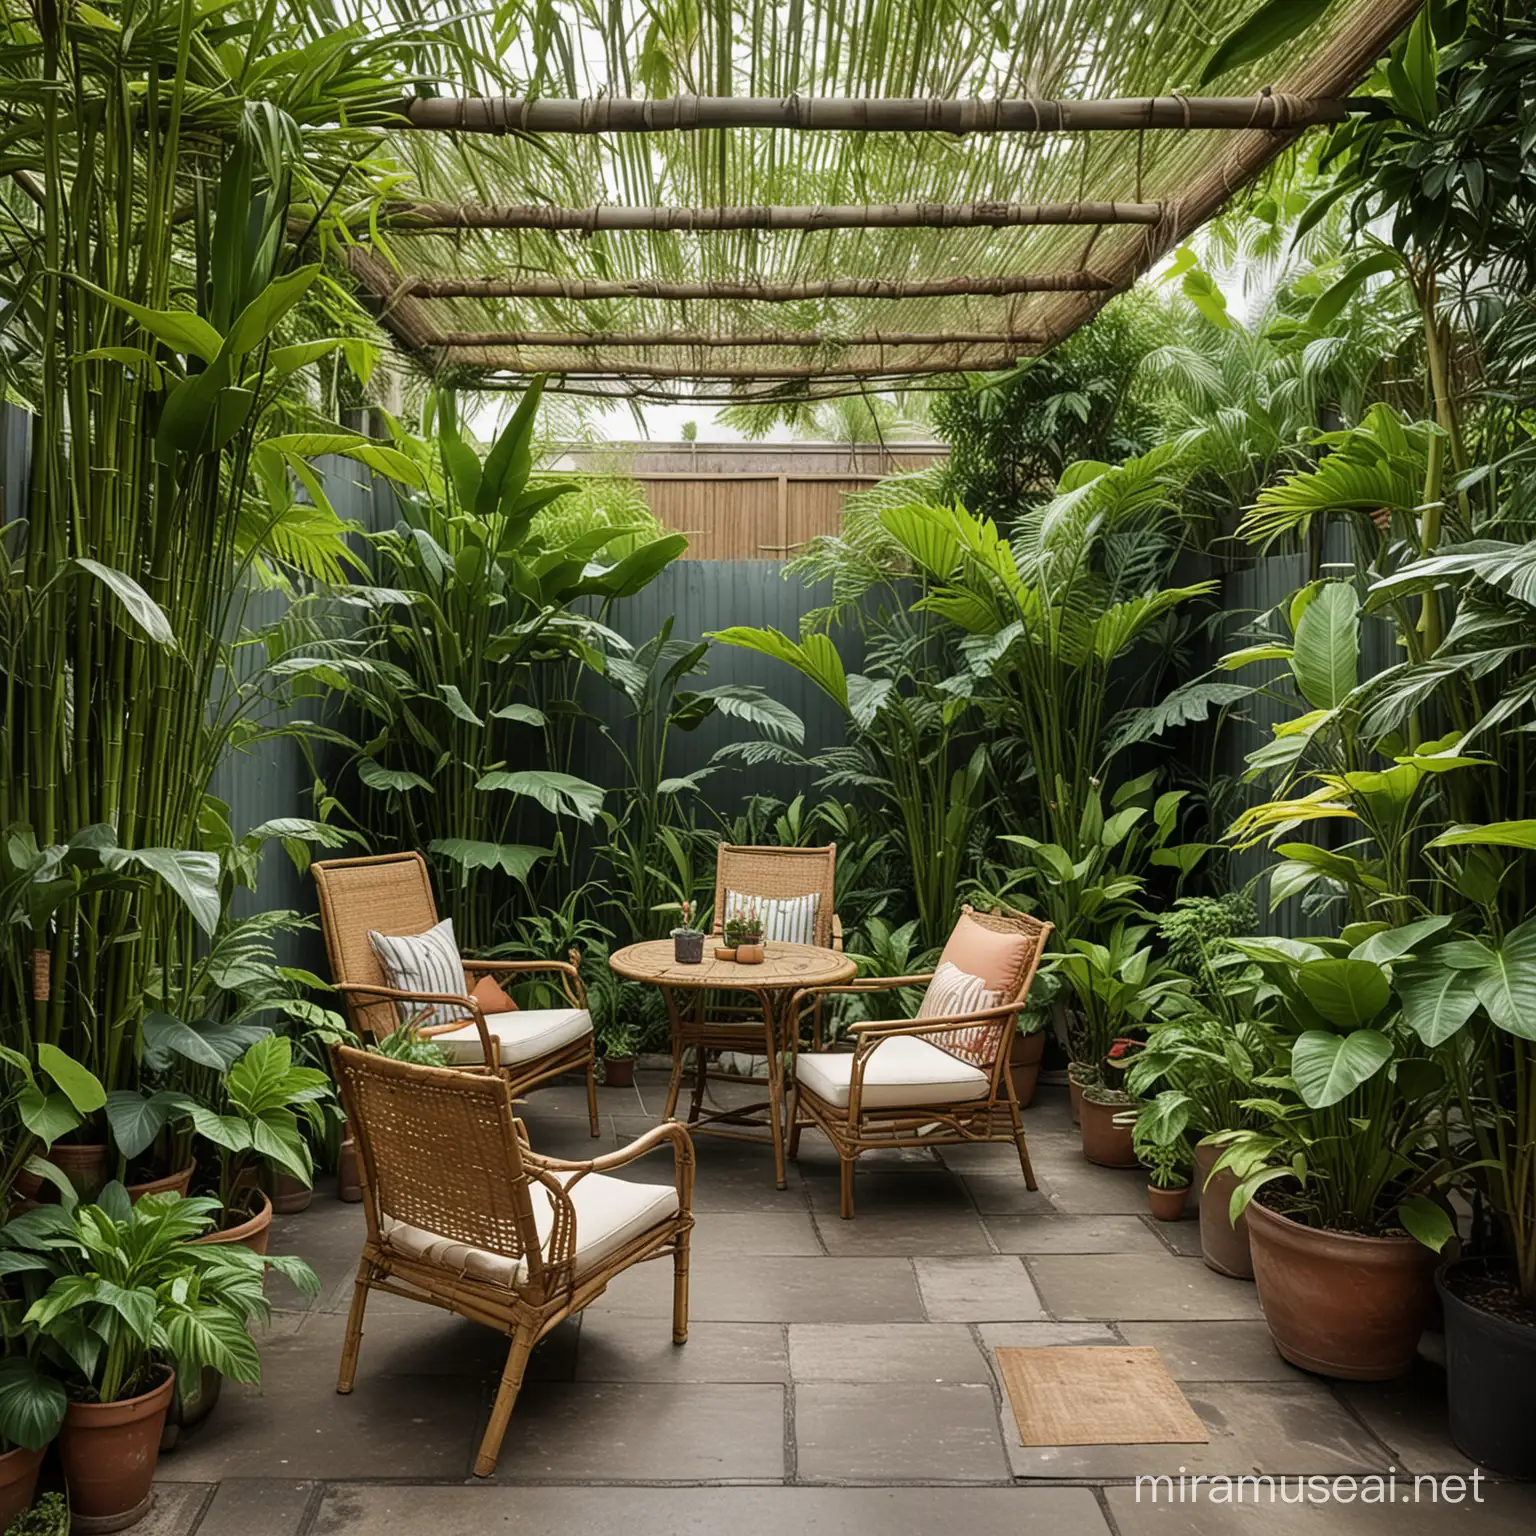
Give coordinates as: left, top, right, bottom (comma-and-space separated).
996, 1346, 1209, 1446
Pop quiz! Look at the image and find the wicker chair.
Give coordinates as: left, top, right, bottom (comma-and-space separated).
330, 1045, 694, 1477
663, 843, 843, 1160
786, 905, 1052, 1219
313, 852, 600, 1136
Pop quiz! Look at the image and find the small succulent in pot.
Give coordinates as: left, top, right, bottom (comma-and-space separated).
671, 900, 705, 964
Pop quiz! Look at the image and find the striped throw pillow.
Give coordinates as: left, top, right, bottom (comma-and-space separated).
723, 889, 821, 946
368, 918, 468, 1029
917, 960, 1006, 1067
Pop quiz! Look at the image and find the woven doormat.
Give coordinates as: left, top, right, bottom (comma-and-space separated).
996, 1346, 1209, 1446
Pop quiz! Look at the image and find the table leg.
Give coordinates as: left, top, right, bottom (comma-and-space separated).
661, 985, 687, 1121
759, 988, 788, 1190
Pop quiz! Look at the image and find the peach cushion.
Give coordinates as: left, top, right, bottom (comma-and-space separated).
936, 910, 1032, 998
467, 973, 517, 1013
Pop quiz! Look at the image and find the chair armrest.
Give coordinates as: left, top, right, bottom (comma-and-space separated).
846, 999, 1021, 1041
522, 1122, 696, 1209
462, 954, 588, 1007
334, 983, 500, 1070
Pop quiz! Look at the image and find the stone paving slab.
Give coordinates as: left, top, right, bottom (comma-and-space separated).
984, 1214, 1167, 1255
1004, 1382, 1395, 1480
1106, 1480, 1536, 1536
576, 1318, 790, 1383
1117, 1321, 1300, 1382
787, 1323, 991, 1383
191, 1478, 316, 1536
689, 1210, 824, 1256
485, 1381, 787, 1482
793, 1381, 1011, 1483
913, 1256, 1046, 1321
313, 1483, 1113, 1536
1029, 1253, 1265, 1321
1335, 1363, 1478, 1476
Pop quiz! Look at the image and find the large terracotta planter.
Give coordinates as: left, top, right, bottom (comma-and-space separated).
126, 1163, 195, 1205
189, 1191, 272, 1258
1247, 1197, 1438, 1380
270, 1174, 313, 1215
337, 1139, 363, 1202
603, 1055, 636, 1088
0, 1443, 45, 1530
1008, 1030, 1046, 1109
59, 1367, 175, 1533
1437, 1258, 1536, 1477
1194, 1141, 1253, 1280
45, 1141, 109, 1195
1078, 1094, 1138, 1168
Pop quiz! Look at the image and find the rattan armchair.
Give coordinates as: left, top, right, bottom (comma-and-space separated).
313, 852, 600, 1135
663, 842, 843, 1139
786, 905, 1052, 1219
330, 1044, 694, 1477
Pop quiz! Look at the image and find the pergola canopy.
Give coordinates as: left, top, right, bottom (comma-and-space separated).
353, 0, 1422, 402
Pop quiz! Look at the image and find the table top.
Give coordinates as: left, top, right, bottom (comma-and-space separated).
608, 938, 856, 991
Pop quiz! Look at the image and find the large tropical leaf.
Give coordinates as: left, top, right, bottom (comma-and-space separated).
474, 770, 605, 822
429, 839, 549, 883
1289, 582, 1359, 710
1473, 917, 1536, 1040
709, 626, 849, 710
1106, 679, 1251, 752
1295, 957, 1391, 1028
1394, 957, 1483, 1046
1290, 1028, 1393, 1108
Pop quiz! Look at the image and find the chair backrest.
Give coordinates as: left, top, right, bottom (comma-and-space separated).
330, 1044, 552, 1289
924, 904, 1054, 1072
713, 843, 837, 948
313, 853, 440, 1038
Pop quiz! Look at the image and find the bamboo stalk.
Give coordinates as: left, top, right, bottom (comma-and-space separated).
388, 199, 1163, 231
386, 93, 1354, 135
395, 272, 1110, 301
439, 327, 1049, 347
458, 353, 1026, 378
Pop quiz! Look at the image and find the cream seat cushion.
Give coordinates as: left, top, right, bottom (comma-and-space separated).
795, 1035, 990, 1110
381, 1171, 678, 1287
432, 1007, 592, 1066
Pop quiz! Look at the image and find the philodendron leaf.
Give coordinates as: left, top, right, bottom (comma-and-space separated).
1396, 1195, 1456, 1252
1473, 916, 1536, 1040
1289, 581, 1359, 710
104, 848, 221, 935
1394, 957, 1482, 1047
357, 759, 434, 794
35, 1043, 106, 1114
474, 770, 605, 822
1349, 914, 1455, 966
104, 1089, 193, 1161
1295, 958, 1391, 1029
0, 1355, 69, 1451
1290, 1028, 1393, 1108
437, 684, 483, 725
429, 839, 549, 883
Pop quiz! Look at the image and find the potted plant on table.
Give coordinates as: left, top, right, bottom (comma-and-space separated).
1211, 924, 1458, 1380
671, 899, 706, 965
1, 1183, 316, 1529
722, 897, 765, 965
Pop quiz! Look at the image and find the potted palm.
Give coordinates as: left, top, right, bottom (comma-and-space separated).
1211, 926, 1458, 1380
3, 1183, 316, 1529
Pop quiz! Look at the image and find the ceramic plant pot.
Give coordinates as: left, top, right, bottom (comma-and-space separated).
46, 1141, 109, 1195
0, 1444, 45, 1530
1008, 1030, 1046, 1109
672, 929, 705, 964
270, 1174, 313, 1215
1436, 1258, 1536, 1476
1246, 1197, 1438, 1380
125, 1163, 195, 1204
1194, 1140, 1253, 1280
189, 1191, 272, 1258
1078, 1094, 1138, 1168
714, 947, 737, 962
1147, 1184, 1191, 1222
59, 1367, 175, 1533
735, 942, 765, 964
604, 1055, 636, 1088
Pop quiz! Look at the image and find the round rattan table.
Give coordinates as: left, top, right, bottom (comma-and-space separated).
609, 939, 855, 1189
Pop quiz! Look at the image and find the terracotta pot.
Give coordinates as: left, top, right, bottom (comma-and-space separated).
59, 1367, 175, 1532
735, 942, 765, 964
337, 1139, 363, 1203
14, 1168, 42, 1200
1148, 1183, 1191, 1222
270, 1174, 313, 1215
0, 1443, 45, 1530
126, 1163, 195, 1205
1008, 1030, 1046, 1110
1078, 1095, 1139, 1168
45, 1141, 109, 1195
714, 946, 737, 962
1194, 1141, 1253, 1279
604, 1055, 636, 1088
1246, 1196, 1438, 1380
189, 1191, 272, 1258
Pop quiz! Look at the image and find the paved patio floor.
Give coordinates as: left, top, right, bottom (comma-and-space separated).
147, 1074, 1536, 1536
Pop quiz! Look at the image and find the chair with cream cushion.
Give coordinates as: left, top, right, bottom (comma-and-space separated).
331, 1043, 694, 1478
313, 852, 600, 1135
787, 904, 1052, 1218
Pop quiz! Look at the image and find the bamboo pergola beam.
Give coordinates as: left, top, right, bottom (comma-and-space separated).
389, 199, 1163, 232
455, 354, 1027, 378
397, 272, 1110, 301
388, 93, 1353, 136
438, 328, 1048, 348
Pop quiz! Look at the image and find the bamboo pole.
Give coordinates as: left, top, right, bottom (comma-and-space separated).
388, 199, 1163, 231
397, 272, 1110, 301
438, 328, 1049, 348
386, 92, 1353, 136
455, 353, 1027, 378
